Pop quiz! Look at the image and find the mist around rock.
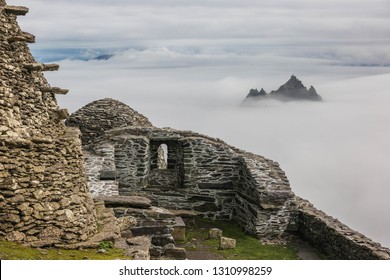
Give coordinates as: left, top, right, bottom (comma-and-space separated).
244, 75, 322, 102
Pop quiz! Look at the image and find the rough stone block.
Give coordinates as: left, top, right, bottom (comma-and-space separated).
172, 217, 186, 241
99, 170, 117, 180
208, 228, 222, 239
4, 5, 29, 16
152, 234, 175, 247
95, 195, 152, 209
118, 216, 137, 232
219, 237, 236, 250
5, 231, 25, 242
164, 247, 187, 260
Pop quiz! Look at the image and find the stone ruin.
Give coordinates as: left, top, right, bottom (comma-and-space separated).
68, 98, 390, 260
67, 98, 296, 240
1, 0, 390, 259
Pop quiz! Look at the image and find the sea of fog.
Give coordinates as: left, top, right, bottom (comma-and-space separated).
47, 55, 390, 248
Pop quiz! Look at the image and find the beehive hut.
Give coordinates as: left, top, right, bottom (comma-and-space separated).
0, 1, 97, 246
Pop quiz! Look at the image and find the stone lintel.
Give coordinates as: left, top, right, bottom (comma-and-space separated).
4, 5, 29, 16
24, 63, 60, 71
42, 64, 60, 71
7, 32, 35, 44
24, 63, 43, 71
40, 87, 69, 95
21, 32, 35, 43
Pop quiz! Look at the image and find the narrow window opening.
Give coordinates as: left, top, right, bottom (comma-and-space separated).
157, 144, 168, 169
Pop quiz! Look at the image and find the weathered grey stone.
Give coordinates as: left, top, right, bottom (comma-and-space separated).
99, 170, 117, 180
4, 5, 29, 15
126, 236, 151, 260
151, 234, 175, 247
95, 195, 152, 209
219, 237, 236, 250
172, 217, 186, 241
208, 228, 223, 239
164, 247, 187, 260
5, 231, 25, 242
118, 216, 137, 231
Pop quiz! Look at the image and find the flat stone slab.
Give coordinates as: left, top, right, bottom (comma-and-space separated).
169, 209, 199, 218
95, 195, 152, 209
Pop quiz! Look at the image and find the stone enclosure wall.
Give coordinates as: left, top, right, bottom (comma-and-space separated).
295, 198, 390, 259
82, 124, 295, 238
74, 98, 390, 259
0, 1, 97, 246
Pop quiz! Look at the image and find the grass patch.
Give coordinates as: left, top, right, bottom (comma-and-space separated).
181, 219, 298, 260
0, 240, 131, 260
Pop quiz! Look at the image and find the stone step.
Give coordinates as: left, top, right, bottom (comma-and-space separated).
24, 63, 60, 71
94, 195, 152, 209
7, 32, 35, 44
4, 5, 29, 16
131, 225, 171, 237
40, 86, 69, 95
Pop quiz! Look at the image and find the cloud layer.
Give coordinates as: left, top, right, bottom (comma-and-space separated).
13, 0, 390, 66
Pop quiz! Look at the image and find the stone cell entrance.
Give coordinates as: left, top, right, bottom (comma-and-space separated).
148, 140, 183, 189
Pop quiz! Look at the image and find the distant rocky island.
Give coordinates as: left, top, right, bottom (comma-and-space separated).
244, 75, 322, 102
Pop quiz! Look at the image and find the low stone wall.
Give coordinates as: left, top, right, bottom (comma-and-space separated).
83, 125, 296, 233
234, 152, 295, 238
296, 197, 390, 260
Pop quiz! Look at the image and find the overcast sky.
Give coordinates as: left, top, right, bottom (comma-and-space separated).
9, 0, 390, 247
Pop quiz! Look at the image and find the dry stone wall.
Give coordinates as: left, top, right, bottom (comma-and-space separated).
295, 197, 390, 260
66, 98, 153, 145
235, 153, 295, 238
80, 122, 295, 235
0, 1, 97, 246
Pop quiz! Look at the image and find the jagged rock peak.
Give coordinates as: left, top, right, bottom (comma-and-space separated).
278, 75, 305, 91
66, 98, 153, 145
244, 75, 322, 102
246, 88, 267, 98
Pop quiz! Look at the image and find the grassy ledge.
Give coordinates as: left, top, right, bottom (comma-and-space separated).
0, 240, 131, 260
178, 219, 299, 260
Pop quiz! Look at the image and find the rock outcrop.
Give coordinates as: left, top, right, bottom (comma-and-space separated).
245, 75, 322, 102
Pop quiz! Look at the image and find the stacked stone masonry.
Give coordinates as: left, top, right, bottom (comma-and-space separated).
295, 197, 390, 259
2, 0, 388, 259
72, 98, 390, 259
0, 1, 97, 246
73, 99, 296, 237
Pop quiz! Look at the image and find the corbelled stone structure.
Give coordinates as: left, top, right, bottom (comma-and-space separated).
0, 1, 97, 246
66, 98, 153, 145
1, 0, 388, 259
70, 98, 390, 259
70, 99, 298, 239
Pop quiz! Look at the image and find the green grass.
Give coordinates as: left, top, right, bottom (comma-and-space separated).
181, 219, 298, 260
0, 240, 131, 260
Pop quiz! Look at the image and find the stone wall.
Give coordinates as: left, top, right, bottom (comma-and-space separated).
66, 98, 153, 145
295, 197, 390, 260
0, 1, 97, 246
234, 153, 295, 238
72, 99, 390, 257
82, 124, 294, 234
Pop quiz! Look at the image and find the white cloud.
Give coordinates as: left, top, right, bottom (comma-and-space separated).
10, 0, 390, 66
